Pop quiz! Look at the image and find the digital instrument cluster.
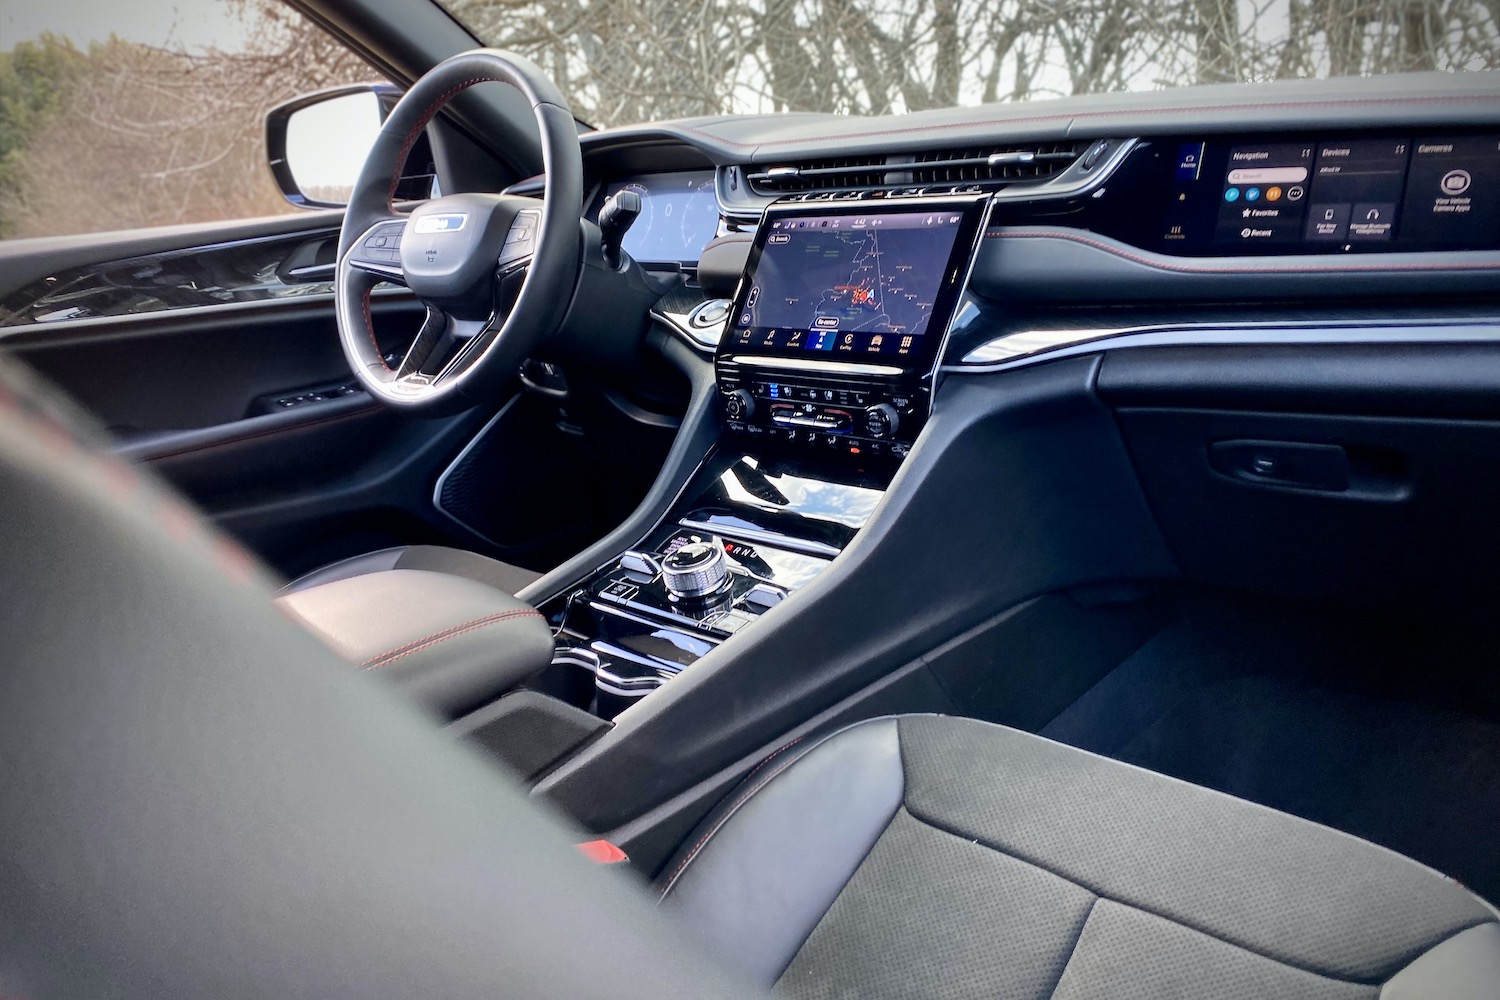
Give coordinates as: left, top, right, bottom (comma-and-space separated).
597, 171, 721, 265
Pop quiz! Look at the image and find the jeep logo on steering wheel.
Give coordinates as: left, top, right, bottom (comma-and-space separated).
413, 214, 468, 234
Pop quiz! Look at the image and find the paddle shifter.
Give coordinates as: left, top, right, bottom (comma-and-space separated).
598, 189, 642, 270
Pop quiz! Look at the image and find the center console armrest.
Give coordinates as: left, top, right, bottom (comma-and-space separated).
276, 569, 554, 718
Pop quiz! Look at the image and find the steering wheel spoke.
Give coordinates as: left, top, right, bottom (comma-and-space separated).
392, 308, 494, 385
345, 219, 408, 286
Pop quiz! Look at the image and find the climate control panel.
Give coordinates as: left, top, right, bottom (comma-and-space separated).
716, 369, 925, 458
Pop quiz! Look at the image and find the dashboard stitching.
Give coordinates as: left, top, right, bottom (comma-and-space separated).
986, 228, 1500, 275
670, 93, 1500, 151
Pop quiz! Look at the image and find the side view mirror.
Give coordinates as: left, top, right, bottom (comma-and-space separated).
266, 84, 437, 209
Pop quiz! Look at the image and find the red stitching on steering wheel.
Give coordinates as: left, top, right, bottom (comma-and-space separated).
359, 286, 388, 371
387, 75, 505, 210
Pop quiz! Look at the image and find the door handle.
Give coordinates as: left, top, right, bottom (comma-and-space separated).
1208, 439, 1409, 500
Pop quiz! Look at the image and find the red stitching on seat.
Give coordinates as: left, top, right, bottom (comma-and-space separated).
360, 609, 544, 669
658, 736, 812, 899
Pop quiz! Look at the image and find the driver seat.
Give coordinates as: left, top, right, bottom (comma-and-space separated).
280, 544, 542, 597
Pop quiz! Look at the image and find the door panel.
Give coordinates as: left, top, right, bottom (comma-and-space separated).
0, 222, 511, 579
1, 219, 687, 585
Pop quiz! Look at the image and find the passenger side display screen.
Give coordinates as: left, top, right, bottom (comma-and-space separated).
725, 202, 982, 366
1149, 132, 1500, 254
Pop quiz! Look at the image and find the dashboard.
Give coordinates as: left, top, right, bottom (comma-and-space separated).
568, 73, 1500, 466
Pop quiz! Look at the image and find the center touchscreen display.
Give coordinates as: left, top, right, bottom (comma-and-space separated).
727, 203, 977, 364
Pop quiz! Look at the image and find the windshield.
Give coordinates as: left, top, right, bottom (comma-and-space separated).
438, 1, 1499, 129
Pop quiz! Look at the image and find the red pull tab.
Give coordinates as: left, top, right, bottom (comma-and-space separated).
576, 839, 628, 864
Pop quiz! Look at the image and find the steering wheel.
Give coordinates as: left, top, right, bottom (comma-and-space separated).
335, 50, 583, 412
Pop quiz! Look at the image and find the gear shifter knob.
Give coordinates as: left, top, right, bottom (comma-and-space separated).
661, 541, 730, 599
598, 189, 642, 270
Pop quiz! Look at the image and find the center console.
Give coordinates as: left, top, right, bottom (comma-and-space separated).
545, 453, 886, 716
532, 195, 989, 719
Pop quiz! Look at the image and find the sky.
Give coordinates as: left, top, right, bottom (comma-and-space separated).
0, 0, 251, 52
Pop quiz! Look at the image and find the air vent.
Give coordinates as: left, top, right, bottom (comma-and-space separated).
744, 141, 1089, 197
744, 155, 890, 194
908, 141, 1086, 185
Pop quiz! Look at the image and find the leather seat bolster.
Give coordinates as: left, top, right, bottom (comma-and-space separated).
276, 569, 553, 717
280, 545, 543, 597
658, 718, 904, 988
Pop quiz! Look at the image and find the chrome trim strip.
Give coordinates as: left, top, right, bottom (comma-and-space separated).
677, 518, 842, 559
650, 305, 722, 353
551, 646, 602, 671
920, 194, 997, 407
950, 319, 1500, 373
720, 139, 1135, 215
721, 354, 905, 377
990, 138, 1136, 203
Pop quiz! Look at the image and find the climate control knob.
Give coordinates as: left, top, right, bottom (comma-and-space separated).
863, 403, 899, 439
723, 389, 754, 421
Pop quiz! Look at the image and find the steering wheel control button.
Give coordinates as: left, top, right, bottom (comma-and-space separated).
661, 541, 730, 599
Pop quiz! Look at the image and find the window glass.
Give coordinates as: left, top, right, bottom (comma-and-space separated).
438, 0, 1500, 129
0, 0, 380, 239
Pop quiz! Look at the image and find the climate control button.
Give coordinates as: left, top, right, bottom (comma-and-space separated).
723, 389, 754, 421
863, 403, 899, 439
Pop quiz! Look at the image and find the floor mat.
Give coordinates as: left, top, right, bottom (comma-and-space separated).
1106, 674, 1500, 904
1035, 594, 1500, 905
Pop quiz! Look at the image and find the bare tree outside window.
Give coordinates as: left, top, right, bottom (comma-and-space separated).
443, 0, 1500, 127
0, 0, 374, 239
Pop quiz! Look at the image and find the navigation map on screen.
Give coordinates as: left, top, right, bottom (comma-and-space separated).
733, 210, 964, 358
